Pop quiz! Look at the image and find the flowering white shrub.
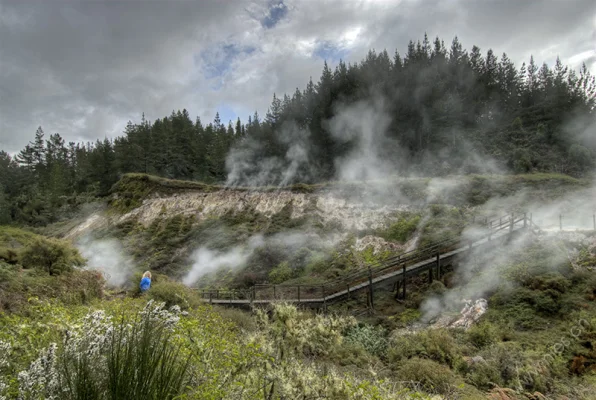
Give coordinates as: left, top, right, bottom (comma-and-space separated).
0, 340, 11, 400
17, 343, 60, 400
13, 300, 187, 400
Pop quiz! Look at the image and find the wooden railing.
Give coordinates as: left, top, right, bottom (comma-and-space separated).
196, 212, 533, 306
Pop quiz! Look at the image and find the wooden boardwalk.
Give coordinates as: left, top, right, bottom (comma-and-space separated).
197, 213, 535, 308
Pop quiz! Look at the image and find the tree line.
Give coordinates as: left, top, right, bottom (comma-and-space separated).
0, 34, 594, 225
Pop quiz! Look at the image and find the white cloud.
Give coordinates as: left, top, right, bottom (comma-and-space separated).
1, 0, 595, 154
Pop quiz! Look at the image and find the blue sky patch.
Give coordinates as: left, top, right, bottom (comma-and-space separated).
261, 0, 288, 29
313, 41, 350, 63
199, 43, 256, 81
216, 104, 238, 125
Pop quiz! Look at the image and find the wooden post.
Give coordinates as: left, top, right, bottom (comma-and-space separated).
368, 267, 374, 310
346, 284, 350, 300
436, 253, 441, 279
253, 286, 256, 302
428, 264, 433, 284
523, 213, 527, 228
209, 291, 212, 305
402, 265, 406, 299
322, 285, 327, 311
215, 289, 219, 299
509, 213, 514, 232
297, 285, 300, 302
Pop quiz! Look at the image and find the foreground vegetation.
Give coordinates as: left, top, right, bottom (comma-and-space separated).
2, 223, 596, 399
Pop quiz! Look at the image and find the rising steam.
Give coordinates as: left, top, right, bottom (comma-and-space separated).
76, 236, 135, 287
182, 235, 265, 286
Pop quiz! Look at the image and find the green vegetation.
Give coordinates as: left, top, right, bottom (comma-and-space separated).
418, 205, 470, 248
2, 223, 596, 398
380, 213, 421, 243
0, 298, 438, 399
0, 226, 102, 313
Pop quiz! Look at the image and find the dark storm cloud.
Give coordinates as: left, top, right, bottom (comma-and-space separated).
0, 0, 594, 155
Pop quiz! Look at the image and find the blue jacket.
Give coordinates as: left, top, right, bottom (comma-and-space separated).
140, 277, 151, 292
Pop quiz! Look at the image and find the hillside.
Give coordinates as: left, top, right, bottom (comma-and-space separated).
1, 172, 596, 398
54, 173, 589, 286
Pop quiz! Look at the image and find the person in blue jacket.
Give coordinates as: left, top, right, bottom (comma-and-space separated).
140, 271, 152, 293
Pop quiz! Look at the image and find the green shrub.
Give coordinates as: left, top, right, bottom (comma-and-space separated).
19, 237, 85, 275
467, 322, 498, 349
0, 269, 104, 313
269, 261, 293, 284
213, 306, 257, 332
0, 247, 18, 264
427, 280, 446, 296
148, 280, 202, 309
344, 324, 388, 358
381, 213, 421, 243
389, 329, 464, 369
465, 359, 503, 390
397, 357, 461, 395
397, 308, 422, 325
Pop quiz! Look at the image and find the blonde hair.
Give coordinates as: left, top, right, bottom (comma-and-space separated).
142, 271, 152, 279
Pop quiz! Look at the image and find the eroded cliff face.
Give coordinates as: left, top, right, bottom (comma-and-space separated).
66, 188, 417, 240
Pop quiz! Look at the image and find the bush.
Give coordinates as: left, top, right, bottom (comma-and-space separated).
467, 322, 498, 349
19, 237, 85, 275
397, 357, 461, 395
427, 280, 446, 296
0, 247, 18, 264
17, 301, 191, 400
148, 280, 202, 309
0, 269, 104, 313
381, 214, 421, 243
389, 328, 464, 369
213, 306, 257, 332
344, 324, 388, 358
268, 261, 293, 284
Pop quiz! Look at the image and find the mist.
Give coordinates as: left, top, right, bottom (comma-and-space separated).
76, 236, 135, 287
181, 228, 343, 286
419, 177, 596, 323
225, 122, 314, 188
182, 235, 265, 286
327, 98, 401, 182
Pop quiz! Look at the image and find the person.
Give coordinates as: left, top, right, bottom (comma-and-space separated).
140, 271, 152, 293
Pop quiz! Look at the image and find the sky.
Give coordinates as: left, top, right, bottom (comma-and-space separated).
0, 0, 595, 155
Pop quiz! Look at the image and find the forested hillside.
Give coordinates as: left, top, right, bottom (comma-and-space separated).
1, 35, 594, 225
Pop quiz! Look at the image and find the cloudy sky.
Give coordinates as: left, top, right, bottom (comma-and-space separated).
1, 0, 595, 154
